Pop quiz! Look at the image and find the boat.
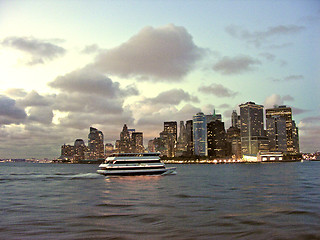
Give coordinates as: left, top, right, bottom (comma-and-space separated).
97, 152, 176, 176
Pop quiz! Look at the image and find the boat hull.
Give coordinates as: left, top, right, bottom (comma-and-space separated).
97, 167, 176, 176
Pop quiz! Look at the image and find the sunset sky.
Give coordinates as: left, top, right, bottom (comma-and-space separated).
0, 0, 319, 158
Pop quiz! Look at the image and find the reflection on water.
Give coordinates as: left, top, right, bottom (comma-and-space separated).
1, 162, 320, 239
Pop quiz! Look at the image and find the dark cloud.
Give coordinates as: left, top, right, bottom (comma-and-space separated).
1, 36, 66, 65
213, 55, 261, 75
0, 95, 27, 125
199, 83, 238, 98
52, 93, 124, 114
49, 67, 139, 97
226, 24, 305, 48
28, 106, 54, 124
93, 24, 205, 81
17, 90, 52, 107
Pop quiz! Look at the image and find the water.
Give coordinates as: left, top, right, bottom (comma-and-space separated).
1, 162, 320, 240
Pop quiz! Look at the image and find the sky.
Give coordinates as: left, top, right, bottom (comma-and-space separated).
0, 0, 319, 158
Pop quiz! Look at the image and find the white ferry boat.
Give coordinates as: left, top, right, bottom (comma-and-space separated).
97, 152, 176, 176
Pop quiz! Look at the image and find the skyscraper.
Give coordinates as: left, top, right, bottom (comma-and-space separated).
226, 126, 241, 159
193, 112, 207, 156
132, 132, 144, 153
266, 105, 294, 153
162, 121, 177, 157
119, 124, 132, 153
207, 120, 227, 158
239, 102, 269, 155
266, 115, 287, 152
176, 121, 187, 156
292, 120, 300, 153
186, 120, 193, 156
231, 110, 240, 128
74, 139, 87, 161
88, 127, 104, 159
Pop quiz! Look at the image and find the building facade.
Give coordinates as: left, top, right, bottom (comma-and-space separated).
266, 105, 296, 153
207, 120, 227, 158
240, 102, 268, 155
88, 127, 104, 159
193, 112, 207, 156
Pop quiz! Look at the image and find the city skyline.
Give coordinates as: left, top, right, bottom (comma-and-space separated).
0, 0, 319, 158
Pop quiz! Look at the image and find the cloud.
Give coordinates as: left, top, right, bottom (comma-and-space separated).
81, 44, 100, 54
0, 95, 27, 125
282, 95, 294, 101
135, 103, 201, 140
264, 94, 293, 109
52, 93, 124, 114
198, 83, 238, 98
271, 75, 304, 82
264, 94, 308, 115
259, 52, 275, 61
292, 107, 309, 115
218, 103, 231, 109
1, 36, 66, 65
144, 89, 199, 105
284, 75, 304, 81
298, 116, 320, 152
49, 67, 139, 97
5, 88, 27, 98
17, 90, 52, 107
213, 55, 260, 75
28, 106, 54, 124
93, 24, 205, 81
226, 24, 305, 47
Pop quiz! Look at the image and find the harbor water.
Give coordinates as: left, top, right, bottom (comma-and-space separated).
1, 162, 320, 239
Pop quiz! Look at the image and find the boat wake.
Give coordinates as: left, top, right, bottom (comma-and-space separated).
1, 172, 102, 182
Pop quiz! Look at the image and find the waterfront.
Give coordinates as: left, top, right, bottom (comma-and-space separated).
1, 162, 320, 239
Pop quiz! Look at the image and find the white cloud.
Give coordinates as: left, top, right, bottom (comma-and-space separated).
93, 24, 205, 81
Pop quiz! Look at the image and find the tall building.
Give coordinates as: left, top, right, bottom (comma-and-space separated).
148, 139, 156, 152
119, 124, 132, 153
162, 121, 177, 157
74, 139, 87, 161
207, 120, 227, 158
206, 109, 222, 124
132, 132, 144, 153
60, 144, 74, 159
176, 121, 187, 156
231, 110, 240, 128
266, 105, 295, 153
88, 127, 104, 159
266, 115, 287, 152
292, 120, 300, 153
186, 120, 193, 156
239, 102, 269, 155
193, 112, 207, 156
226, 126, 241, 159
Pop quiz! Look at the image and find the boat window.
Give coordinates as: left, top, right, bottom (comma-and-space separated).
113, 160, 162, 164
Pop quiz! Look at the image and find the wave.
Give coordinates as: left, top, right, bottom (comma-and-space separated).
0, 172, 102, 181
